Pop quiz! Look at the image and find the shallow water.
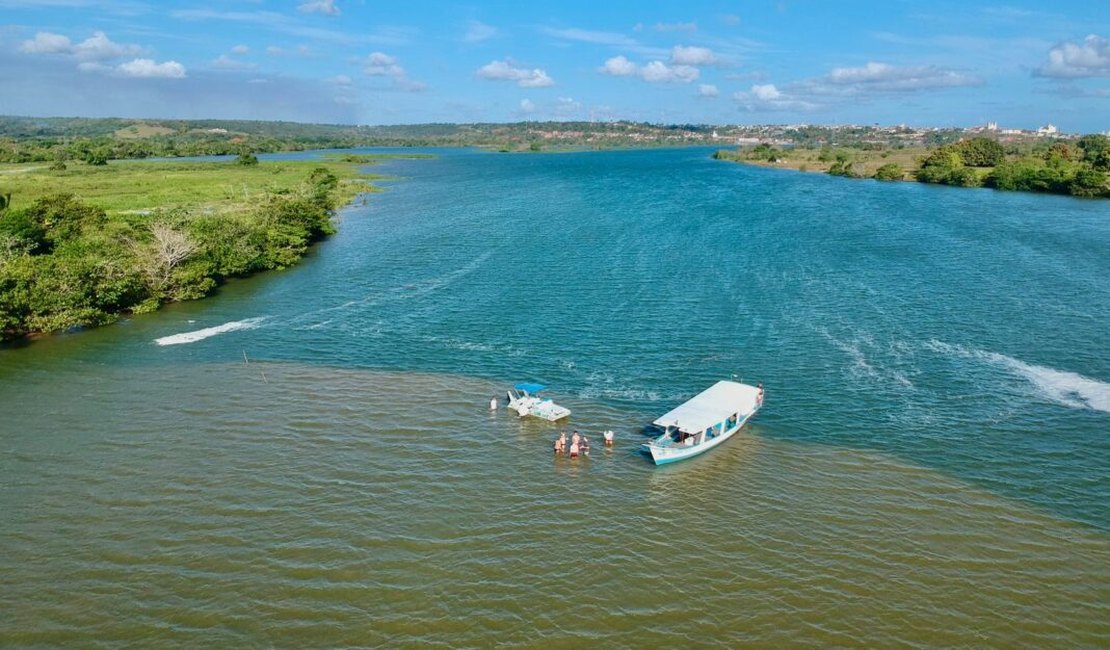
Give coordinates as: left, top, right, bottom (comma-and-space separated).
2, 148, 1108, 646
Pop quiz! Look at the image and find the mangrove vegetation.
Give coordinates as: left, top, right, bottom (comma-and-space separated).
0, 157, 381, 341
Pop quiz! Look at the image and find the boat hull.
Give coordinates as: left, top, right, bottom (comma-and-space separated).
642, 409, 757, 465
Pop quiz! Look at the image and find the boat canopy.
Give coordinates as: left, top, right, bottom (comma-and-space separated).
652, 380, 760, 433
514, 382, 547, 394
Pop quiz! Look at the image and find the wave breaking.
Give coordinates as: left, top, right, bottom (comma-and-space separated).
926, 340, 1110, 414
155, 317, 268, 346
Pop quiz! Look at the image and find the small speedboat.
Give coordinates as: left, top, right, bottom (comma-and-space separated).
506, 383, 571, 421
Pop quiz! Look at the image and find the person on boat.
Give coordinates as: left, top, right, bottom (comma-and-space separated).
603, 430, 614, 446
580, 436, 590, 456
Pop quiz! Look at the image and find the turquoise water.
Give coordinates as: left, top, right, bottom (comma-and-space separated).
2, 148, 1108, 646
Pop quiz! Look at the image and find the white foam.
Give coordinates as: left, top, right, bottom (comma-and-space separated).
994, 356, 1110, 413
155, 317, 268, 346
926, 340, 1110, 414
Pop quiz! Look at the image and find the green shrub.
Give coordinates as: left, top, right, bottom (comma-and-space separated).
874, 163, 904, 181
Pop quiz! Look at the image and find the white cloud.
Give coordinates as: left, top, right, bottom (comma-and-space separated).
360, 52, 425, 91
115, 58, 186, 78
721, 14, 741, 26
212, 54, 253, 70
541, 27, 638, 48
822, 61, 981, 91
733, 83, 816, 112
599, 55, 637, 76
655, 22, 697, 33
520, 98, 536, 113
231, 44, 249, 55
330, 74, 352, 86
298, 0, 339, 16
671, 45, 717, 66
364, 51, 403, 76
600, 56, 698, 83
697, 83, 719, 97
751, 84, 781, 100
1036, 35, 1110, 78
73, 31, 141, 61
464, 20, 497, 43
640, 60, 698, 83
519, 70, 554, 87
20, 31, 71, 54
20, 30, 141, 61
476, 59, 555, 87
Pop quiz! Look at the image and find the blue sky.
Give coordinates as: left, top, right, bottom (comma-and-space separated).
1, 0, 1108, 131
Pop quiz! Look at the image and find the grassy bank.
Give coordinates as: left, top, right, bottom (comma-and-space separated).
0, 157, 380, 217
714, 146, 923, 178
0, 156, 390, 341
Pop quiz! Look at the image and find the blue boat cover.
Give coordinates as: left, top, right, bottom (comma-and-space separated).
514, 382, 546, 393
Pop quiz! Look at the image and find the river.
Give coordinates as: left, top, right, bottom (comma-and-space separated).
1, 147, 1107, 647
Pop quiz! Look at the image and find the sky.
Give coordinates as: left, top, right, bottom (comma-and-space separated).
1, 0, 1108, 132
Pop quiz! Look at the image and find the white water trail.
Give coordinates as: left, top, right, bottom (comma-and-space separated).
926, 340, 1110, 414
155, 317, 268, 346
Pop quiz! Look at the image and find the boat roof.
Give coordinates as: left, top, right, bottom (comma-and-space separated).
514, 382, 547, 393
653, 380, 760, 432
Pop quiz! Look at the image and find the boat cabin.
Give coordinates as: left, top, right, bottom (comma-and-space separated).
643, 380, 761, 464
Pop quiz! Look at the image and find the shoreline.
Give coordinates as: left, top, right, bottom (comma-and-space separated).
0, 155, 397, 343
712, 145, 1109, 198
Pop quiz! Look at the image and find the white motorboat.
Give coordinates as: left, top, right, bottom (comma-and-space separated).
506, 383, 571, 421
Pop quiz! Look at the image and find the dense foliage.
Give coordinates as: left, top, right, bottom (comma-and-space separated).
873, 163, 904, 181
915, 135, 1109, 197
0, 167, 343, 340
714, 132, 1108, 198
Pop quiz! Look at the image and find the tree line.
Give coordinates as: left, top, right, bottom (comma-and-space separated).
0, 167, 342, 341
914, 135, 1109, 197
714, 134, 1110, 198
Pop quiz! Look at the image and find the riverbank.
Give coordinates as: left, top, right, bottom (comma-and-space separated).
0, 155, 393, 342
713, 137, 1110, 198
714, 146, 922, 178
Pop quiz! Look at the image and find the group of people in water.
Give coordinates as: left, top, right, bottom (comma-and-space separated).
553, 429, 614, 458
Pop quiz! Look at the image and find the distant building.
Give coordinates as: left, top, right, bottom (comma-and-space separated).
1037, 124, 1058, 136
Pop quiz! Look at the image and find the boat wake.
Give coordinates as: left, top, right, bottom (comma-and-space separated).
926, 340, 1110, 414
155, 317, 268, 346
